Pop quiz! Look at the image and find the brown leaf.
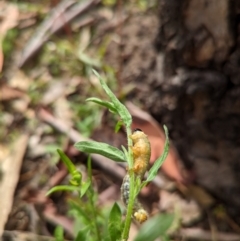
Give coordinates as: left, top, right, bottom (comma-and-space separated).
0, 134, 29, 236
0, 84, 25, 101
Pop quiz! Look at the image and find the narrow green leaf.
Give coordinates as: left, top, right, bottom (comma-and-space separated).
87, 156, 92, 181
57, 149, 76, 175
68, 200, 91, 222
115, 120, 123, 133
144, 125, 169, 184
74, 227, 90, 241
134, 176, 142, 198
108, 203, 122, 241
54, 226, 64, 241
79, 52, 101, 67
80, 180, 91, 197
109, 202, 122, 225
86, 97, 117, 113
121, 145, 129, 162
46, 185, 81, 196
74, 141, 126, 162
92, 69, 132, 127
134, 214, 174, 241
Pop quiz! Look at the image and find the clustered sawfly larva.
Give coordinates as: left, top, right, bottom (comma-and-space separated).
130, 128, 151, 179
120, 128, 151, 224
121, 174, 148, 224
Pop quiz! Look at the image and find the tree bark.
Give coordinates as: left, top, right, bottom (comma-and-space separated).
154, 0, 240, 221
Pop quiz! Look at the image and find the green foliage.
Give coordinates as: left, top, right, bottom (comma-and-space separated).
108, 203, 123, 241
47, 150, 89, 197
74, 141, 126, 162
71, 99, 101, 138
86, 97, 117, 114
57, 149, 82, 186
41, 39, 81, 76
115, 120, 124, 133
54, 226, 64, 241
57, 149, 76, 174
48, 70, 171, 241
134, 214, 174, 241
2, 29, 18, 58
92, 70, 132, 128
27, 80, 49, 106
78, 52, 102, 68
141, 125, 169, 189
75, 226, 90, 241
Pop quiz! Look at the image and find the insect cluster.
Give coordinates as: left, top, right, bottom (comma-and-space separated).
130, 128, 151, 179
121, 128, 151, 224
121, 174, 148, 224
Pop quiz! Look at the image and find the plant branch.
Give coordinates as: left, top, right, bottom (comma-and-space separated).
121, 125, 134, 241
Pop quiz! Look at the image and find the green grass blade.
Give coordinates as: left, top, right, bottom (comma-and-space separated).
57, 149, 76, 175
46, 185, 81, 196
80, 180, 91, 198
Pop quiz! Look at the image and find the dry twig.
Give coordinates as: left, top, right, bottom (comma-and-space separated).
0, 134, 29, 237
19, 0, 100, 67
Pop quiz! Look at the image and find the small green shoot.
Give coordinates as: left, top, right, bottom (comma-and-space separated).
108, 203, 123, 241
57, 149, 80, 180
115, 120, 124, 133
92, 69, 132, 128
48, 70, 170, 241
46, 150, 90, 198
54, 225, 64, 241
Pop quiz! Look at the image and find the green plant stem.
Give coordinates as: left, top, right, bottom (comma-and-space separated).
121, 126, 134, 241
126, 125, 133, 168
88, 188, 101, 241
121, 173, 135, 241
91, 199, 101, 241
87, 159, 101, 241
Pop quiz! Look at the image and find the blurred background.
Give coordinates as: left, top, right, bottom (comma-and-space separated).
1, 0, 240, 240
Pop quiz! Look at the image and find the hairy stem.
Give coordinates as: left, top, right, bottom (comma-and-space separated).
121, 125, 134, 241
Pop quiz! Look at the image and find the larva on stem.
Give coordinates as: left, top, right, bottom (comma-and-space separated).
121, 174, 148, 224
130, 128, 151, 179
